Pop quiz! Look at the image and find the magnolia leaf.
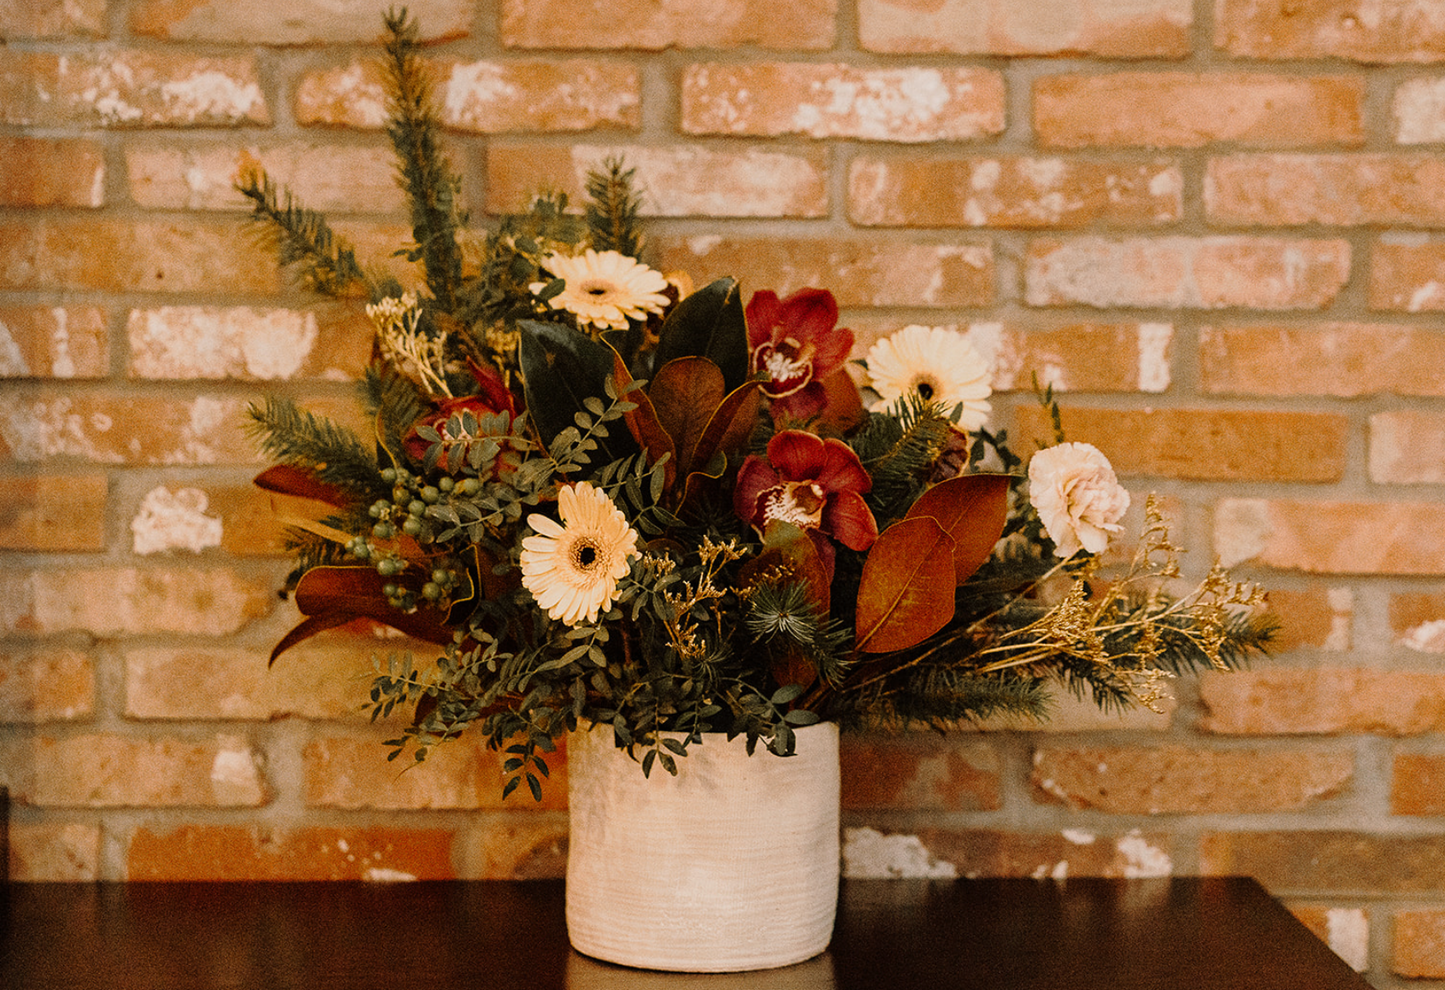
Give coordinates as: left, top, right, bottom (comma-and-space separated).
854, 516, 957, 653
814, 367, 867, 435
253, 465, 349, 506
518, 319, 639, 465
649, 357, 724, 479
689, 380, 761, 477
289, 565, 454, 646
738, 519, 831, 614
652, 277, 749, 394
903, 473, 1012, 584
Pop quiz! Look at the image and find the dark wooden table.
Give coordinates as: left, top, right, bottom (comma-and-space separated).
0, 877, 1370, 989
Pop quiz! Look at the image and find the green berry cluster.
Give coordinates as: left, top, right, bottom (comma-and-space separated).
353, 465, 476, 610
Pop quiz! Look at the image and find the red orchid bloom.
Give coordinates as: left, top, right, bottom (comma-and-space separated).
734, 431, 878, 575
404, 361, 519, 468
746, 288, 854, 423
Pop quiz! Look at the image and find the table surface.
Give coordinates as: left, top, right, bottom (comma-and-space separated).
1, 877, 1370, 990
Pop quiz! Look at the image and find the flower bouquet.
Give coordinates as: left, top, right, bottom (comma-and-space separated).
243, 12, 1272, 799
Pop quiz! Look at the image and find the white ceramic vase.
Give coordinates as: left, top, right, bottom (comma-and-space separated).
565, 721, 841, 972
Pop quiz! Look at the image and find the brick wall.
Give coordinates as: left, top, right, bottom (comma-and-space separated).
4, 0, 1445, 983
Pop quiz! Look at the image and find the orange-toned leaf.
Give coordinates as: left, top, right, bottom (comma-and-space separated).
648, 357, 725, 479
291, 566, 453, 645
815, 367, 867, 435
904, 473, 1011, 584
612, 352, 676, 491
690, 380, 761, 474
854, 517, 956, 654
738, 520, 831, 615
253, 465, 348, 506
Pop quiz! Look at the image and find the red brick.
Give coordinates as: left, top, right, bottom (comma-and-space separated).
127, 305, 370, 381
841, 735, 1001, 811
1215, 499, 1445, 575
0, 567, 273, 636
1, 0, 106, 37
304, 732, 569, 811
1199, 668, 1445, 735
499, 0, 836, 50
0, 391, 258, 465
682, 63, 1004, 142
3, 733, 268, 807
1394, 76, 1445, 143
1391, 592, 1445, 654
0, 50, 268, 127
0, 475, 107, 551
1215, 0, 1445, 63
1370, 411, 1445, 484
656, 237, 993, 308
124, 636, 435, 721
858, 0, 1192, 56
1264, 586, 1353, 652
1200, 831, 1445, 893
127, 142, 403, 213
486, 142, 828, 218
1035, 74, 1364, 148
460, 816, 570, 879
849, 156, 1180, 227
1208, 154, 1445, 226
130, 0, 472, 44
0, 137, 104, 207
1200, 323, 1445, 397
1014, 405, 1346, 482
1395, 911, 1445, 977
843, 826, 1177, 879
1392, 753, 1445, 815
0, 218, 279, 295
0, 648, 94, 722
1370, 238, 1445, 312
9, 823, 100, 881
0, 306, 108, 380
295, 59, 640, 133
1033, 745, 1352, 814
1025, 237, 1350, 310
127, 824, 456, 881
852, 318, 1173, 394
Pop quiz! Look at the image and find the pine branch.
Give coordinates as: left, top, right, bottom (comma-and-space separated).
585, 157, 644, 258
362, 363, 426, 464
246, 396, 386, 501
382, 8, 465, 311
236, 167, 370, 298
854, 396, 956, 519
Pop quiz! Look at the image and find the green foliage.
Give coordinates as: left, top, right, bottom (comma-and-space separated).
246, 396, 386, 502
236, 169, 370, 298
585, 157, 645, 258
853, 394, 959, 522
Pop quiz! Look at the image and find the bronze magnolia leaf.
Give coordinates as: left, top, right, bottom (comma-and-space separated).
904, 473, 1011, 584
853, 516, 956, 654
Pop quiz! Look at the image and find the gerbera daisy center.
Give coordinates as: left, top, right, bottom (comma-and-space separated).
580, 280, 616, 298
911, 375, 939, 401
573, 540, 600, 570
761, 481, 827, 531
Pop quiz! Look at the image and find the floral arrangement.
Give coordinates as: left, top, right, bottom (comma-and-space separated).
242, 12, 1273, 799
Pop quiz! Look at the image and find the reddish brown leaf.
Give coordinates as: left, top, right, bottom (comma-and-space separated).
253, 465, 348, 506
815, 367, 867, 435
292, 566, 454, 645
613, 352, 676, 491
737, 520, 831, 615
690, 380, 761, 474
854, 517, 957, 654
904, 473, 1011, 584
649, 357, 725, 479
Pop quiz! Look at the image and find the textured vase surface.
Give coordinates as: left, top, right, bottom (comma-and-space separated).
565, 721, 841, 972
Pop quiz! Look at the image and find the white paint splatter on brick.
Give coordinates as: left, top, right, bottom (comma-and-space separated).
364, 867, 419, 882
1032, 860, 1069, 880
1326, 908, 1369, 971
1136, 322, 1172, 392
0, 320, 29, 376
1395, 77, 1445, 143
1408, 281, 1445, 312
131, 486, 222, 555
0, 397, 114, 462
841, 827, 957, 879
1325, 588, 1353, 651
49, 308, 78, 378
128, 306, 319, 380
1213, 498, 1272, 568
1402, 618, 1445, 653
1062, 828, 1096, 845
210, 736, 266, 805
160, 70, 265, 123
1117, 830, 1172, 878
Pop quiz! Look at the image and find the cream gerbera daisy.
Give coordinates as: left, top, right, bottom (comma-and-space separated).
520, 481, 641, 626
530, 249, 670, 332
866, 324, 993, 431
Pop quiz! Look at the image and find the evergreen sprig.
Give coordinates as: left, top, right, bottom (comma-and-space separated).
585, 157, 645, 257
382, 8, 466, 311
246, 396, 386, 500
236, 168, 370, 298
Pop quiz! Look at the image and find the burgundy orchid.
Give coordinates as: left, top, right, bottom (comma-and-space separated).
746, 288, 854, 423
734, 431, 878, 575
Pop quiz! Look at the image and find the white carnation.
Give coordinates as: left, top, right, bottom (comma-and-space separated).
1028, 442, 1130, 558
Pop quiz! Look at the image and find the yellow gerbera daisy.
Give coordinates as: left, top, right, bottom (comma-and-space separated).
530, 249, 670, 331
520, 482, 640, 626
866, 324, 993, 431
